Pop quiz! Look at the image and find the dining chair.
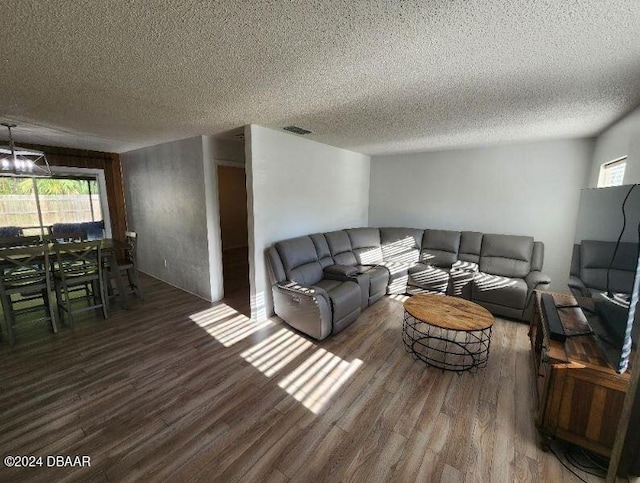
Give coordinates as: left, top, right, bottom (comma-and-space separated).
0, 226, 23, 238
0, 235, 44, 248
80, 221, 105, 240
0, 244, 57, 346
48, 224, 88, 243
107, 231, 144, 301
52, 241, 108, 327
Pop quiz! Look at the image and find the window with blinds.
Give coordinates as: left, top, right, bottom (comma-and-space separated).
597, 156, 627, 188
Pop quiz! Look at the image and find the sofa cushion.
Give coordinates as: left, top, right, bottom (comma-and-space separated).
275, 236, 323, 285
376, 261, 408, 294
325, 230, 358, 266
421, 229, 461, 267
357, 265, 389, 297
313, 279, 361, 322
448, 268, 475, 297
379, 227, 423, 264
408, 263, 450, 293
580, 240, 637, 293
459, 231, 483, 264
288, 262, 324, 286
377, 227, 422, 294
347, 228, 383, 264
479, 234, 534, 278
472, 273, 528, 309
310, 233, 334, 268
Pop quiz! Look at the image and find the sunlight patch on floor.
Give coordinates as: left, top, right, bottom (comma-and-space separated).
277, 347, 363, 414
189, 304, 274, 347
191, 302, 363, 414
389, 293, 409, 302
240, 328, 314, 377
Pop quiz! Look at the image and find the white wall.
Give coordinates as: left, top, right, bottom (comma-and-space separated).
369, 139, 595, 291
246, 125, 371, 319
122, 136, 223, 301
589, 106, 640, 186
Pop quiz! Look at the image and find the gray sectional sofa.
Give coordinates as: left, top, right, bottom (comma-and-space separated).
267, 227, 550, 340
570, 240, 639, 299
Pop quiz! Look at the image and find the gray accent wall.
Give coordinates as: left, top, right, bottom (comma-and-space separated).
121, 136, 213, 300
369, 138, 595, 291
246, 125, 371, 320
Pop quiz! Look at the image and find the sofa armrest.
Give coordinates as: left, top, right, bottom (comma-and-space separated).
272, 282, 332, 340
525, 271, 551, 291
275, 281, 328, 302
324, 264, 358, 277
568, 276, 586, 289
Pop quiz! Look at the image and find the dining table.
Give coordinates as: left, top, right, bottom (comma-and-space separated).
1, 238, 130, 310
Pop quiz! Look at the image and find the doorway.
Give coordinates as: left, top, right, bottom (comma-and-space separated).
217, 164, 250, 314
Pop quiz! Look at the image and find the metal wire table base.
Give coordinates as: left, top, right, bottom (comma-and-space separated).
402, 309, 492, 373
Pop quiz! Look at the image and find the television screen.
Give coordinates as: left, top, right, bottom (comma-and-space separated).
569, 184, 640, 373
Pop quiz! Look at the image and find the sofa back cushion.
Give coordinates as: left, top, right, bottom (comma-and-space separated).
421, 229, 461, 267
479, 234, 534, 278
310, 233, 334, 268
580, 240, 638, 293
325, 230, 358, 266
458, 231, 483, 264
379, 227, 423, 264
275, 235, 323, 285
347, 228, 383, 264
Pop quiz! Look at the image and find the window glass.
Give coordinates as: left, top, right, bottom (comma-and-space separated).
35, 178, 102, 227
0, 178, 40, 235
598, 157, 627, 188
0, 175, 103, 236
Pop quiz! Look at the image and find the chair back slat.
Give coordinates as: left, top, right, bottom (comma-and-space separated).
0, 246, 50, 287
54, 241, 103, 277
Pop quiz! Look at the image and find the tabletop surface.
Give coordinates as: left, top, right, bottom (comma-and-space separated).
404, 294, 494, 331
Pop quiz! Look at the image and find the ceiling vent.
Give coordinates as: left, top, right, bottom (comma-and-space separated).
282, 125, 312, 135
233, 132, 245, 140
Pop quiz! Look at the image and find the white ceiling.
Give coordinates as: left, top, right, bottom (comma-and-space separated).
1, 0, 640, 155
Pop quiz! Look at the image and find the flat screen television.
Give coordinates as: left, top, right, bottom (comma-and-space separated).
568, 184, 640, 374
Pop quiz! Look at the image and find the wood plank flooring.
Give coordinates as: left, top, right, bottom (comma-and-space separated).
0, 274, 609, 482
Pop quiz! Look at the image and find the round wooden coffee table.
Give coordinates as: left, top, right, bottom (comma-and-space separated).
402, 294, 494, 372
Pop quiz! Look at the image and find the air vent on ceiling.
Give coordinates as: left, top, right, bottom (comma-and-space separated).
282, 125, 313, 135
234, 132, 245, 140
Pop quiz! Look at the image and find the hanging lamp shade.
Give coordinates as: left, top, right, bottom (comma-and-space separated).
0, 123, 52, 177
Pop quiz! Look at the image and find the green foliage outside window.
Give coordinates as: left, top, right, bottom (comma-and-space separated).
0, 178, 97, 195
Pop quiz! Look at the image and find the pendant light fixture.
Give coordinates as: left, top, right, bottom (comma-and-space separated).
0, 123, 52, 177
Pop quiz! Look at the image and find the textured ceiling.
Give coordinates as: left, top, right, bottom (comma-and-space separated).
1, 0, 640, 155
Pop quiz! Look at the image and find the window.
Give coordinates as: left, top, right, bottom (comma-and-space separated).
598, 156, 627, 188
0, 171, 108, 236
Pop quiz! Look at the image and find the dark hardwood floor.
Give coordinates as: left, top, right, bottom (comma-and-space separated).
0, 274, 608, 482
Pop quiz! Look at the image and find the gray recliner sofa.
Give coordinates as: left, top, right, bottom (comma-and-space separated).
569, 240, 639, 299
267, 227, 550, 340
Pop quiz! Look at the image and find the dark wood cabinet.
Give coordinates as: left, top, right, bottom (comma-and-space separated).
529, 291, 630, 457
